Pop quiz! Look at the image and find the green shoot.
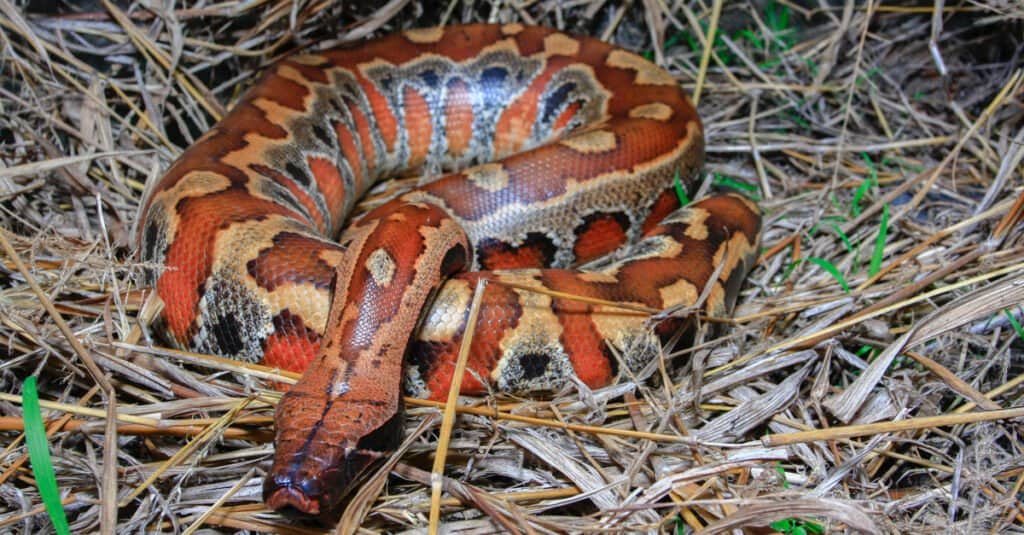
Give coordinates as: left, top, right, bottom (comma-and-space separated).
869, 203, 889, 277
1005, 309, 1024, 342
21, 376, 71, 535
807, 257, 850, 292
673, 170, 691, 206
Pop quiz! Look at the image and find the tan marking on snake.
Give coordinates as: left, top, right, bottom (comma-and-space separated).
464, 163, 510, 192
404, 27, 446, 44
558, 129, 617, 153
365, 248, 397, 287
607, 50, 677, 86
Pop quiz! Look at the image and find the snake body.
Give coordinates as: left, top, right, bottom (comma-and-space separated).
139, 24, 761, 520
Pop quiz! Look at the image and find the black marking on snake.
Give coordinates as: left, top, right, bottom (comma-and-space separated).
480, 66, 508, 108
408, 340, 446, 382
541, 82, 576, 124
142, 219, 161, 266
477, 232, 557, 270
518, 352, 551, 380
285, 162, 312, 187
210, 312, 246, 356
419, 70, 440, 88
311, 123, 334, 148
441, 243, 469, 274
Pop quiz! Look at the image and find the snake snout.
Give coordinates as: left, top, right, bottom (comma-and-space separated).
263, 467, 347, 524
264, 480, 318, 515
265, 390, 404, 524
263, 448, 384, 524
264, 471, 325, 516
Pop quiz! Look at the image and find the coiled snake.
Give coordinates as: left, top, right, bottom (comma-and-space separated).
139, 23, 761, 521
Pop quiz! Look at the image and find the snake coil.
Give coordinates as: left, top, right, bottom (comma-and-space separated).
139, 24, 761, 520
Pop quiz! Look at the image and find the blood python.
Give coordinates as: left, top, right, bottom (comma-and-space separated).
139, 24, 761, 521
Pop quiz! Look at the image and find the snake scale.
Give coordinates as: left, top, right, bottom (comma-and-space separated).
138, 23, 761, 521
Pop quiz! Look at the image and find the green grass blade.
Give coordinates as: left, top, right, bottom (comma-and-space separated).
827, 222, 854, 253
713, 173, 758, 192
852, 153, 879, 216
869, 203, 889, 276
807, 257, 850, 292
673, 170, 690, 206
1005, 309, 1024, 342
21, 376, 71, 535
851, 180, 871, 217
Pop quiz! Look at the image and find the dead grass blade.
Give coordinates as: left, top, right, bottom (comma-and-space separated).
697, 498, 879, 533
824, 270, 1024, 422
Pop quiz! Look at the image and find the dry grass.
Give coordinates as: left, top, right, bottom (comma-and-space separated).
1, 1, 1023, 533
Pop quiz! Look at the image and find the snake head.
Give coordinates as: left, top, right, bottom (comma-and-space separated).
263, 388, 404, 524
